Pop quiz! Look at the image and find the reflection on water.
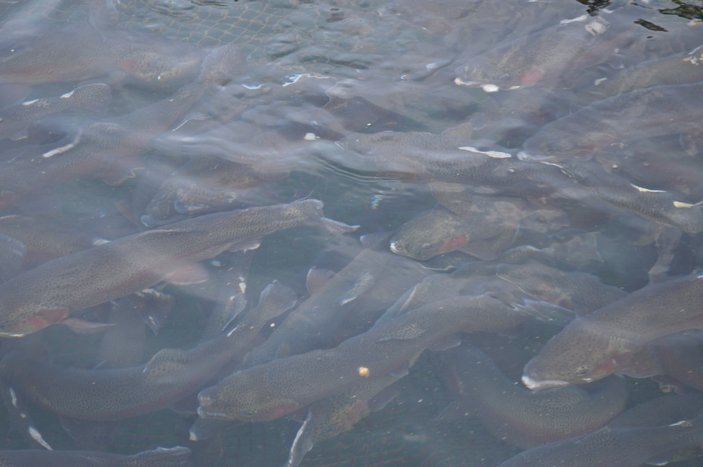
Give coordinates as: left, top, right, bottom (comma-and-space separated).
0, 0, 702, 465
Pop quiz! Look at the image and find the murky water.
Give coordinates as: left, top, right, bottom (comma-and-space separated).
0, 0, 702, 465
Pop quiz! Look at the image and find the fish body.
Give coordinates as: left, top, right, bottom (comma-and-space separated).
523, 274, 703, 389
498, 414, 703, 467
245, 247, 427, 364
455, 17, 613, 91
523, 82, 703, 159
0, 200, 331, 337
0, 282, 295, 420
439, 345, 627, 447
0, 446, 191, 466
0, 83, 111, 141
198, 294, 528, 422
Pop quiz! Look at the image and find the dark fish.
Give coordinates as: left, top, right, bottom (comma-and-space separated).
142, 155, 280, 226
198, 293, 532, 422
285, 373, 401, 467
522, 82, 703, 160
0, 214, 96, 273
0, 200, 348, 337
626, 332, 703, 391
0, 83, 111, 141
610, 393, 703, 428
522, 274, 703, 389
498, 414, 703, 467
438, 345, 627, 447
391, 184, 569, 261
0, 446, 191, 466
495, 262, 626, 315
244, 243, 428, 365
0, 282, 296, 420
556, 160, 703, 234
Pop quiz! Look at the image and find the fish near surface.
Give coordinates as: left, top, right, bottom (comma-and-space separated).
455, 16, 612, 91
0, 446, 191, 467
389, 208, 475, 261
198, 293, 532, 422
498, 414, 703, 467
0, 281, 295, 420
556, 160, 703, 235
522, 82, 703, 160
522, 274, 703, 390
0, 199, 346, 337
0, 83, 111, 141
285, 373, 402, 467
438, 345, 627, 448
0, 215, 96, 274
244, 243, 428, 365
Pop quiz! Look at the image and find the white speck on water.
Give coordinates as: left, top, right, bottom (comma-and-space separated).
560, 14, 587, 24
458, 146, 511, 158
21, 99, 39, 106
481, 83, 500, 93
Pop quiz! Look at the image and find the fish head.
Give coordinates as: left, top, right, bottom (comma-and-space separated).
390, 210, 470, 261
0, 307, 69, 338
521, 318, 627, 390
197, 373, 302, 422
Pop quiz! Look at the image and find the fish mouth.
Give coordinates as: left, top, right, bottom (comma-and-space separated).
521, 374, 571, 390
389, 241, 403, 254
196, 404, 228, 420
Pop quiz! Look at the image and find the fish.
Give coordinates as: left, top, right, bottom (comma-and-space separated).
495, 262, 627, 315
0, 214, 96, 273
591, 46, 703, 99
0, 17, 201, 87
522, 82, 703, 159
285, 373, 402, 467
198, 293, 535, 423
522, 274, 703, 389
438, 345, 627, 447
0, 446, 191, 466
0, 200, 350, 337
498, 414, 703, 467
454, 16, 613, 91
141, 155, 281, 226
244, 242, 428, 365
391, 183, 570, 261
555, 160, 703, 234
0, 82, 206, 200
0, 281, 296, 420
0, 83, 111, 141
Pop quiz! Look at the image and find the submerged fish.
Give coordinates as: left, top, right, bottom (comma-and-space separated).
522, 274, 703, 389
198, 293, 532, 422
522, 82, 703, 159
455, 17, 613, 91
498, 414, 703, 467
0, 446, 191, 467
244, 243, 428, 365
438, 345, 627, 447
285, 373, 402, 467
0, 200, 349, 337
0, 83, 111, 141
0, 282, 295, 420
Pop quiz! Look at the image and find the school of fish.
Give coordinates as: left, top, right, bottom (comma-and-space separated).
0, 0, 702, 465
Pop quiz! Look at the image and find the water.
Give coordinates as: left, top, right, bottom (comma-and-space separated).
0, 0, 702, 465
